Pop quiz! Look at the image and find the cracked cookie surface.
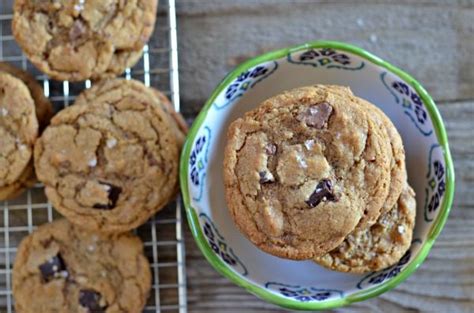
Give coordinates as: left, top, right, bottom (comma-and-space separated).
13, 0, 158, 81
0, 62, 54, 131
13, 219, 151, 313
314, 185, 416, 273
0, 72, 39, 200
35, 79, 180, 233
223, 85, 392, 260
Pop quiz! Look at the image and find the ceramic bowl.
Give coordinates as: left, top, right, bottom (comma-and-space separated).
180, 41, 455, 310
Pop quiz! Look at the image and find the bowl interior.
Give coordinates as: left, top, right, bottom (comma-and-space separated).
182, 42, 453, 309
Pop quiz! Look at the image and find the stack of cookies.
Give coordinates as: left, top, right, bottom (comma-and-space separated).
0, 1, 187, 312
224, 85, 416, 273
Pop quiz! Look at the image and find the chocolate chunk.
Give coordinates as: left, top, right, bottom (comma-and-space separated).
306, 179, 336, 207
297, 102, 333, 129
69, 20, 87, 41
93, 182, 122, 210
79, 289, 106, 312
265, 143, 277, 155
39, 254, 67, 283
259, 171, 275, 184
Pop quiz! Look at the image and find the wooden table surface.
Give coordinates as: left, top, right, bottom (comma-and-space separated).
176, 1, 474, 312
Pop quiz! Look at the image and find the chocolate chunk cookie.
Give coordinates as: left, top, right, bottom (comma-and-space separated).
223, 85, 392, 259
0, 72, 38, 200
13, 219, 151, 313
314, 185, 416, 273
12, 0, 158, 81
35, 79, 181, 233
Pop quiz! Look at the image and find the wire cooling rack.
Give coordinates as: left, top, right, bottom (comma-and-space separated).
0, 0, 187, 312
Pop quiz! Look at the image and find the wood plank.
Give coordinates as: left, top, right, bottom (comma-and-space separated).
184, 100, 474, 312
177, 0, 474, 119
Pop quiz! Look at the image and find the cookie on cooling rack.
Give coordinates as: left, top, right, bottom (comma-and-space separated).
35, 79, 184, 233
0, 72, 38, 200
152, 88, 188, 147
13, 219, 151, 313
12, 0, 158, 81
0, 64, 53, 201
0, 62, 54, 131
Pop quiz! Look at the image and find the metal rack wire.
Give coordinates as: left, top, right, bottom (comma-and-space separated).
0, 0, 187, 312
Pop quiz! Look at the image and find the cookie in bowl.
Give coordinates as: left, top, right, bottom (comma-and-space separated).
34, 79, 185, 233
12, 0, 158, 81
223, 85, 392, 260
314, 185, 416, 273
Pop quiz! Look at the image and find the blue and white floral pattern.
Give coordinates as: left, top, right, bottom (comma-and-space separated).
380, 72, 432, 136
214, 61, 279, 110
265, 282, 344, 302
424, 144, 446, 222
357, 239, 422, 289
189, 126, 211, 202
287, 48, 365, 70
200, 213, 248, 276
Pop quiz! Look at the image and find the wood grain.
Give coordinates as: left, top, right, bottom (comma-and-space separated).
177, 1, 474, 312
177, 0, 474, 117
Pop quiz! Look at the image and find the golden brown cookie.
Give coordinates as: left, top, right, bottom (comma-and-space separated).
13, 219, 151, 313
152, 89, 188, 147
35, 79, 181, 233
0, 72, 38, 200
223, 85, 392, 260
12, 0, 158, 81
314, 185, 416, 273
0, 64, 54, 200
0, 62, 53, 131
356, 97, 407, 218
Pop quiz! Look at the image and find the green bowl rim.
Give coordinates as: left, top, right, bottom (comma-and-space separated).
179, 40, 455, 310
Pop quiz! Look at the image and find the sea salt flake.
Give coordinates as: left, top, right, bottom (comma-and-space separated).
295, 153, 307, 169
74, 0, 85, 11
304, 139, 315, 150
397, 225, 405, 234
88, 158, 97, 167
106, 138, 117, 148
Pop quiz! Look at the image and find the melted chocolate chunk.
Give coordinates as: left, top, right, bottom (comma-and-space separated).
93, 182, 122, 210
79, 290, 106, 312
306, 179, 336, 207
297, 102, 333, 129
265, 143, 277, 155
259, 171, 275, 184
39, 254, 67, 283
69, 19, 87, 41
